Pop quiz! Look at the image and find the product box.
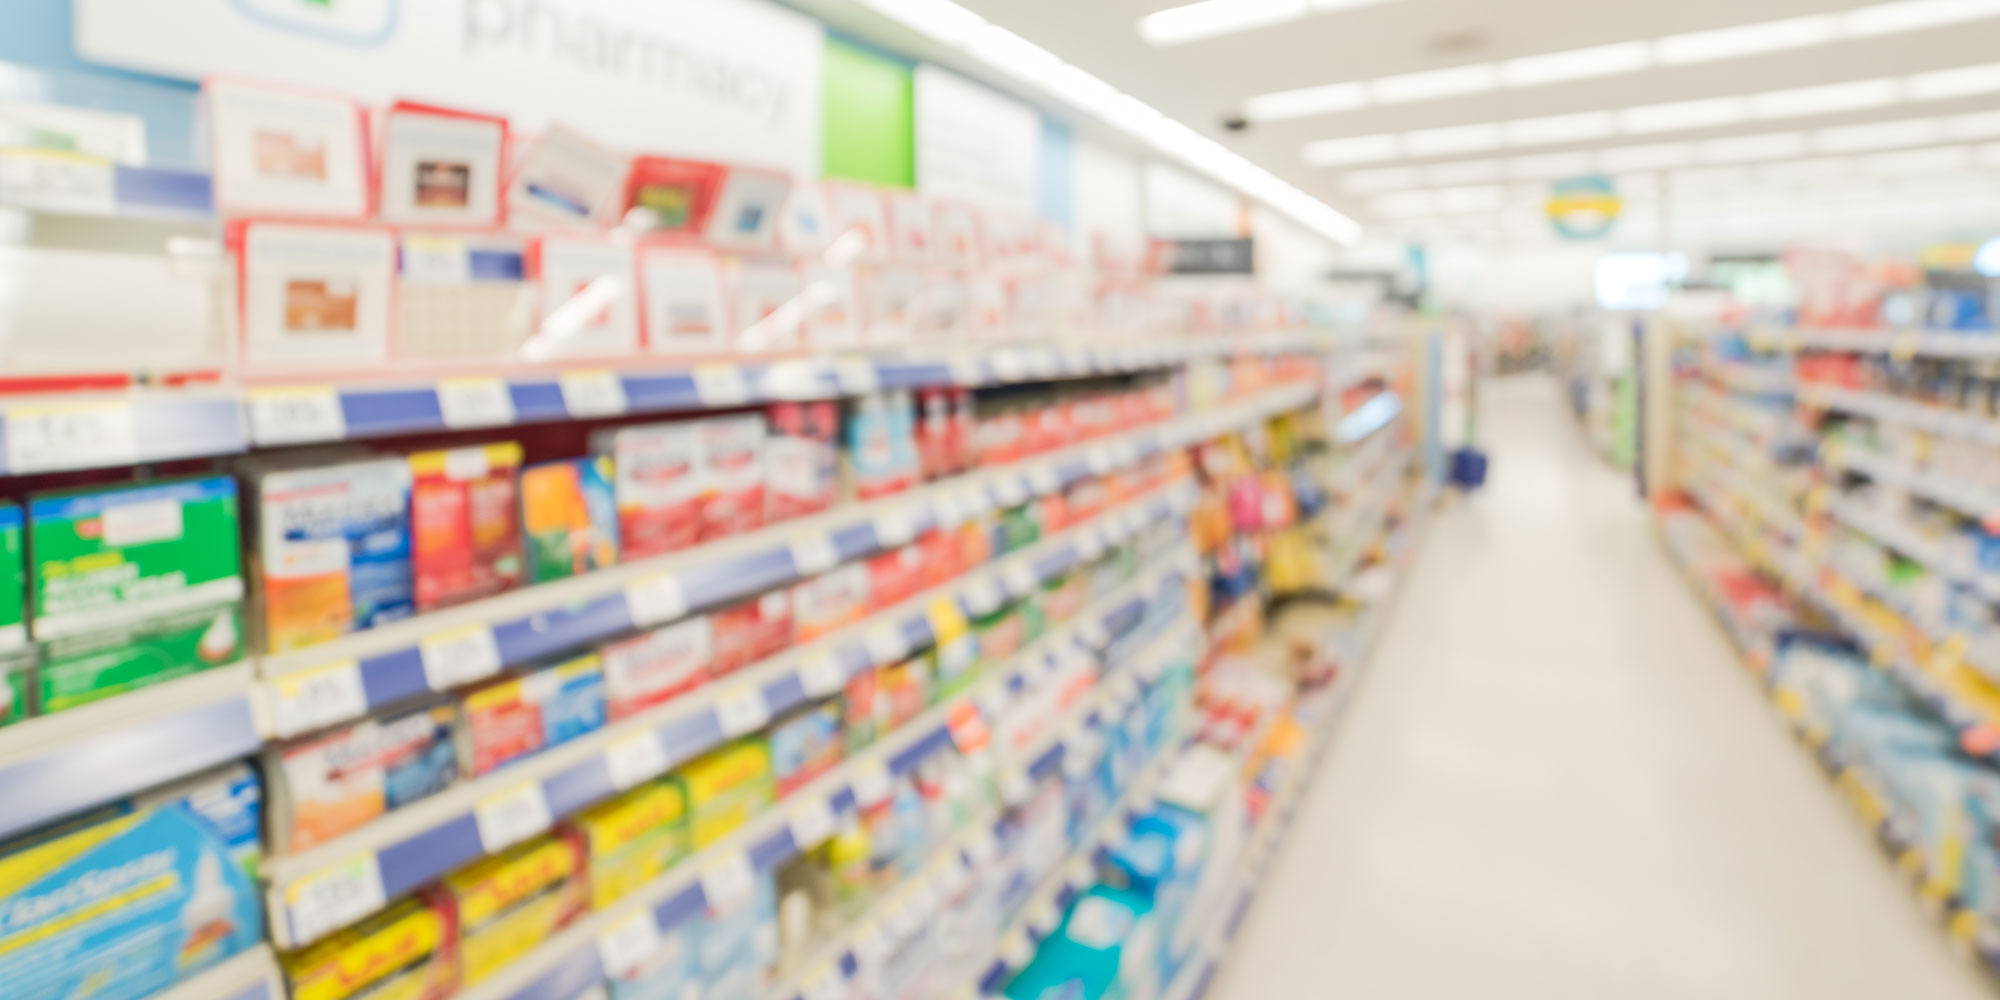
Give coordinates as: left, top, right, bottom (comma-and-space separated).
444, 829, 590, 985
602, 616, 712, 720
29, 477, 245, 714
283, 888, 459, 1000
270, 704, 459, 851
792, 564, 870, 643
607, 919, 700, 1000
530, 237, 642, 359
866, 544, 926, 611
878, 658, 931, 729
256, 459, 415, 653
1002, 886, 1159, 1000
410, 443, 524, 611
0, 504, 25, 726
595, 422, 702, 560
0, 765, 264, 1000
846, 391, 919, 500
694, 872, 781, 1000
521, 456, 620, 583
698, 415, 767, 540
712, 590, 793, 676
461, 654, 608, 776
569, 777, 690, 909
766, 401, 840, 521
769, 702, 843, 797
682, 738, 775, 848
237, 222, 396, 370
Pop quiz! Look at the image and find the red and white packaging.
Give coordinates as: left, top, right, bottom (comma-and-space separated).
794, 564, 870, 642
602, 616, 712, 719
866, 544, 927, 611
711, 590, 793, 676
697, 414, 767, 540
594, 421, 702, 559
766, 401, 840, 521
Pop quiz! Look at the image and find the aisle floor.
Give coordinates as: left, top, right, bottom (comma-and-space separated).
1208, 376, 1991, 1000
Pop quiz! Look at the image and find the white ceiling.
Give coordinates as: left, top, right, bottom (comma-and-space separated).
804, 0, 2000, 245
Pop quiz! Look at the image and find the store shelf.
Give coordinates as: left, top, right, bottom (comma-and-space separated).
1747, 326, 2000, 360
1824, 495, 1997, 599
453, 602, 1196, 1000
0, 663, 263, 842
0, 152, 214, 220
265, 486, 1196, 947
0, 388, 248, 476
146, 945, 281, 1000
1823, 443, 2000, 526
1799, 383, 2000, 446
257, 383, 1314, 736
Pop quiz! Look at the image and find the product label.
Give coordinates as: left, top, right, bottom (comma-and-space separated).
260, 462, 414, 652
0, 505, 23, 652
604, 423, 702, 559
30, 478, 244, 638
39, 604, 243, 713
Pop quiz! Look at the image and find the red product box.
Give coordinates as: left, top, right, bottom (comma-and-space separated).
602, 616, 711, 720
765, 401, 839, 521
698, 414, 766, 540
948, 387, 974, 471
794, 565, 869, 643
867, 544, 926, 610
410, 443, 525, 612
594, 422, 702, 560
916, 387, 955, 481
917, 528, 961, 589
712, 589, 793, 676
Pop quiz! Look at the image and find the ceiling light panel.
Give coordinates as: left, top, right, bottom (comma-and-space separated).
1499, 42, 1651, 87
1372, 191, 1436, 217
1243, 81, 1368, 121
1304, 133, 1401, 165
1599, 142, 1695, 171
1138, 0, 1306, 46
1403, 122, 1503, 156
1342, 167, 1421, 193
1424, 159, 1503, 185
1750, 78, 1900, 119
1862, 145, 1972, 173
1813, 118, 1942, 152
1762, 158, 1852, 184
1434, 184, 1503, 213
1951, 110, 2000, 138
1370, 64, 1499, 104
1905, 62, 2000, 99
1699, 132, 1807, 163
1618, 98, 1746, 134
1655, 15, 1839, 65
1842, 0, 2000, 37
1503, 111, 1616, 146
1509, 152, 1595, 178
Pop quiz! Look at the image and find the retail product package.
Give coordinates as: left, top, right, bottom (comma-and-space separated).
863, 265, 922, 345
703, 168, 791, 255
397, 233, 534, 361
506, 125, 629, 231
725, 258, 804, 352
520, 456, 620, 583
917, 387, 973, 481
1104, 806, 1211, 988
793, 564, 870, 643
410, 443, 525, 611
637, 246, 730, 356
568, 776, 689, 909
769, 701, 844, 797
602, 615, 712, 719
460, 654, 608, 776
607, 918, 700, 1000
765, 401, 840, 521
268, 703, 459, 852
697, 414, 768, 540
444, 829, 590, 985
682, 738, 775, 848
0, 503, 25, 726
205, 78, 369, 219
866, 543, 926, 609
693, 871, 781, 1000
527, 237, 642, 360
1004, 886, 1160, 1000
0, 765, 264, 1000
846, 391, 920, 500
377, 101, 508, 228
255, 458, 415, 653
236, 221, 396, 370
712, 590, 793, 677
283, 889, 459, 1000
802, 264, 861, 349
595, 421, 702, 560
29, 477, 245, 714
624, 156, 724, 232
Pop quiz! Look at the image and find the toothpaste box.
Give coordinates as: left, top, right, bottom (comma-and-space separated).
444, 829, 589, 985
29, 477, 245, 714
0, 765, 264, 1000
765, 401, 839, 521
410, 443, 524, 611
521, 456, 620, 583
256, 459, 415, 653
602, 615, 712, 720
270, 703, 459, 851
698, 414, 767, 540
568, 777, 689, 909
594, 421, 702, 559
461, 654, 608, 776
284, 888, 459, 1000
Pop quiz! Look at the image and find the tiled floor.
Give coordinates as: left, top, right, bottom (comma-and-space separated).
1206, 375, 1990, 1000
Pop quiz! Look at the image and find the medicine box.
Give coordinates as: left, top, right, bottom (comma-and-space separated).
698, 414, 767, 541
282, 887, 459, 1000
460, 654, 608, 776
444, 829, 589, 985
602, 615, 712, 720
270, 703, 459, 851
255, 459, 414, 653
569, 776, 690, 909
410, 443, 524, 611
682, 738, 775, 848
520, 456, 620, 583
594, 421, 702, 560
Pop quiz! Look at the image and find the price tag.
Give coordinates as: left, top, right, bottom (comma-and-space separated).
268, 660, 367, 738
419, 625, 503, 690
873, 506, 916, 547
927, 597, 970, 645
1076, 529, 1106, 561
400, 235, 472, 283
958, 486, 994, 517
605, 731, 670, 790
437, 377, 515, 429
852, 921, 891, 966
1003, 562, 1040, 597
475, 783, 553, 851
991, 349, 1029, 381
1027, 899, 1062, 935
866, 622, 908, 665
885, 892, 923, 938
932, 491, 968, 528
559, 370, 627, 416
999, 931, 1035, 968
1062, 345, 1094, 374
1065, 857, 1093, 887
790, 534, 839, 576
788, 796, 838, 849
285, 855, 386, 946
762, 359, 826, 400
993, 477, 1028, 508
949, 353, 985, 386
1029, 466, 1062, 496
693, 364, 751, 406
700, 851, 757, 911
963, 577, 1003, 616
976, 684, 1013, 720
0, 149, 114, 213
800, 651, 848, 698
1891, 331, 1921, 362
624, 574, 688, 627
851, 759, 895, 806
596, 912, 664, 978
5, 401, 138, 474
835, 359, 880, 394
715, 685, 771, 737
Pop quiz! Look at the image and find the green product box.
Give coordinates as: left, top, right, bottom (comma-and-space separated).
29, 478, 245, 713
0, 504, 26, 726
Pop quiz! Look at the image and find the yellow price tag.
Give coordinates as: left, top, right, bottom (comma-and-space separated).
926, 597, 970, 645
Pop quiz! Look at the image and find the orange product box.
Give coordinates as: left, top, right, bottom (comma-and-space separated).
409, 443, 524, 611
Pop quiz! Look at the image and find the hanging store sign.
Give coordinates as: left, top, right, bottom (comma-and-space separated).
1547, 176, 1621, 240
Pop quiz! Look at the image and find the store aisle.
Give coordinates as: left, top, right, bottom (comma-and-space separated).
1208, 376, 1989, 1000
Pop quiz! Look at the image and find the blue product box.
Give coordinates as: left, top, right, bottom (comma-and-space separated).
609, 920, 700, 1000
696, 873, 779, 1000
0, 765, 263, 1000
257, 459, 415, 653
1003, 886, 1160, 1000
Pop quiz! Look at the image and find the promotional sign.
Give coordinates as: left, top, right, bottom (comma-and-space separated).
76, 0, 825, 176
1547, 176, 1621, 240
913, 65, 1038, 215
1153, 238, 1255, 275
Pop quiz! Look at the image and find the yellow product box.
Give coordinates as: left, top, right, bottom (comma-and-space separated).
282, 891, 459, 1000
680, 738, 774, 848
568, 776, 690, 909
443, 830, 589, 985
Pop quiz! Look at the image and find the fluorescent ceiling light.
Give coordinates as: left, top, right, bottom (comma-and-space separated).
1040, 63, 1122, 111
1304, 133, 1400, 165
1814, 118, 1941, 152
1372, 191, 1435, 218
1951, 110, 2000, 138
1618, 97, 1745, 134
1509, 152, 1595, 178
1750, 78, 1899, 119
1499, 42, 1651, 87
1504, 112, 1615, 146
1655, 15, 1838, 64
1761, 159, 1851, 184
1598, 142, 1694, 171
1342, 167, 1421, 193
1906, 62, 2000, 99
1673, 167, 1753, 190
966, 25, 1062, 81
1424, 159, 1503, 185
1243, 82, 1369, 121
858, 0, 987, 45
1370, 64, 1498, 104
1699, 132, 1806, 163
1139, 0, 1304, 46
1434, 184, 1502, 213
1981, 142, 2000, 166
1402, 122, 1502, 156
1862, 145, 1971, 173
1843, 0, 2000, 36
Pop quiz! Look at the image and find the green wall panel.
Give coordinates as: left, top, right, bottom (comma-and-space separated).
823, 35, 914, 188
